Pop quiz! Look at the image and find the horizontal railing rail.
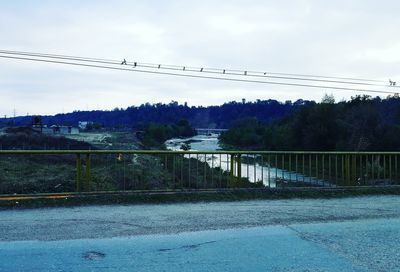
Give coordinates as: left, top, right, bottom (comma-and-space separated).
0, 150, 399, 195
1, 150, 400, 155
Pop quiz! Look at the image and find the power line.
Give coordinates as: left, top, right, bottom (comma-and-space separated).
0, 49, 391, 86
0, 49, 116, 64
0, 49, 395, 88
0, 54, 397, 95
138, 61, 388, 84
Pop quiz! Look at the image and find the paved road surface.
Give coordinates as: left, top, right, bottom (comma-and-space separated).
1, 196, 400, 271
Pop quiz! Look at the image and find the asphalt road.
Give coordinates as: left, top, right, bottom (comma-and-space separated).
1, 195, 400, 271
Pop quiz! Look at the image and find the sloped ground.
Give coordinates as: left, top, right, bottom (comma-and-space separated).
65, 131, 142, 149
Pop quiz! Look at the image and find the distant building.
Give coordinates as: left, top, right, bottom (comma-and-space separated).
78, 121, 93, 130
50, 125, 79, 135
32, 124, 79, 135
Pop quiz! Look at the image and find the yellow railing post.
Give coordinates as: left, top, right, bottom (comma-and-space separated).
230, 154, 235, 185
237, 154, 242, 181
1, 150, 400, 195
85, 153, 91, 191
346, 155, 351, 186
76, 154, 81, 192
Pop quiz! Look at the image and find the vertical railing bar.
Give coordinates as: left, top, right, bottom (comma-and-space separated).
378, 154, 381, 184
181, 154, 184, 188
197, 154, 199, 189
366, 155, 369, 185
335, 155, 338, 186
383, 155, 386, 182
163, 154, 166, 190
315, 154, 318, 186
359, 154, 362, 186
254, 155, 257, 184
309, 154, 312, 186
267, 155, 271, 187
364, 154, 367, 186
395, 155, 398, 184
246, 155, 250, 181
364, 154, 368, 185
188, 154, 191, 188
288, 155, 291, 183
133, 154, 136, 190
85, 153, 91, 192
261, 155, 264, 185
365, 154, 368, 185
114, 154, 118, 189
173, 154, 175, 188
76, 154, 81, 192
341, 155, 345, 186
281, 154, 285, 184
389, 155, 392, 183
328, 155, 331, 187
343, 155, 348, 185
377, 155, 381, 182
322, 154, 325, 185
275, 155, 278, 187
346, 155, 350, 186
302, 154, 305, 184
371, 155, 374, 184
353, 155, 357, 186
226, 154, 229, 188
295, 154, 298, 183
123, 154, 126, 191
204, 154, 207, 189
230, 154, 235, 186
350, 155, 353, 186
211, 153, 214, 188
219, 154, 222, 188
237, 154, 242, 184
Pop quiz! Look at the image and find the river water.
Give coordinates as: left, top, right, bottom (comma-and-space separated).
165, 135, 327, 187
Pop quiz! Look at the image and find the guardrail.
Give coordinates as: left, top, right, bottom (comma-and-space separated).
0, 150, 399, 195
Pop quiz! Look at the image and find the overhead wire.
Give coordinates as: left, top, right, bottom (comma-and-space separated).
0, 53, 397, 95
0, 49, 395, 88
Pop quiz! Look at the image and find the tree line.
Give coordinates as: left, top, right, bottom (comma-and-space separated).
1, 99, 310, 129
141, 119, 196, 148
220, 95, 400, 151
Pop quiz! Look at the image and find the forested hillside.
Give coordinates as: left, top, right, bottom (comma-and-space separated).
220, 95, 400, 151
0, 99, 311, 129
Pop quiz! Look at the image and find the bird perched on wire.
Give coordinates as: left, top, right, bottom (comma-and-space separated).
121, 59, 127, 65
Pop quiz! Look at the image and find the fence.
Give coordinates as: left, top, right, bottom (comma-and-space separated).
0, 150, 399, 195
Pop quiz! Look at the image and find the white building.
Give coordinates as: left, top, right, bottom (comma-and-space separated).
32, 125, 79, 135
51, 125, 79, 135
78, 121, 93, 129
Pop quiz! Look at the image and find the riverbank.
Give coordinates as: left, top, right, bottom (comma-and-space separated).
165, 134, 222, 151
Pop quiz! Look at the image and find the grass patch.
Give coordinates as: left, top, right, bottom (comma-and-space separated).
2, 186, 400, 210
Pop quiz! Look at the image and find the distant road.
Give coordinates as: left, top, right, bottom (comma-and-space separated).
1, 196, 400, 271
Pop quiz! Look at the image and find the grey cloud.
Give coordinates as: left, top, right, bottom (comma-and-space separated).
0, 0, 399, 115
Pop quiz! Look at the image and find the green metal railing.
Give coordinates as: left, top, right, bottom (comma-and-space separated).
0, 150, 399, 195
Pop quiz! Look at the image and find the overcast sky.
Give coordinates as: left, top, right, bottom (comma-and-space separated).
0, 0, 399, 116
